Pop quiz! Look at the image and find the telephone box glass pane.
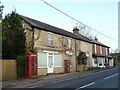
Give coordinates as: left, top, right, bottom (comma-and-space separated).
32, 58, 37, 75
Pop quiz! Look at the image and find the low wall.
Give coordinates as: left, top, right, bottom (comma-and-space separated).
2, 59, 17, 81
77, 65, 87, 72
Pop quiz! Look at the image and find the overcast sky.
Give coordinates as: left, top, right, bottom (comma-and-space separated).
1, 0, 119, 52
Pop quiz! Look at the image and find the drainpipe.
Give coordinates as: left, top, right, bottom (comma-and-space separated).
75, 39, 77, 72
32, 27, 34, 49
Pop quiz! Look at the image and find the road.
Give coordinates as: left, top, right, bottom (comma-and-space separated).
28, 67, 119, 89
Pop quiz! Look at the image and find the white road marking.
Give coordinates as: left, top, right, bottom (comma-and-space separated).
104, 73, 118, 80
75, 82, 95, 90
28, 85, 38, 88
28, 68, 118, 88
52, 80, 64, 83
39, 85, 43, 86
52, 68, 117, 84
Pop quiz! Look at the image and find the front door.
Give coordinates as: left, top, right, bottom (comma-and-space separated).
47, 53, 54, 73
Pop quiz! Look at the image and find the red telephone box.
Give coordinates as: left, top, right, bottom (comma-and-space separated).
64, 60, 70, 73
25, 52, 38, 79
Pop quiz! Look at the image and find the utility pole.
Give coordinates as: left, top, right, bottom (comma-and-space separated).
0, 2, 4, 60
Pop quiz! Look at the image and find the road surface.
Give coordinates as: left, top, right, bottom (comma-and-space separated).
28, 67, 119, 89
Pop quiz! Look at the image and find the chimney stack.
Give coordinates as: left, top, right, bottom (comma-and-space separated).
73, 27, 79, 35
94, 36, 98, 41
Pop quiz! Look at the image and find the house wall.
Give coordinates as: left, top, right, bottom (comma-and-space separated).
22, 21, 33, 52
92, 43, 111, 68
92, 44, 95, 53
102, 47, 106, 55
80, 41, 92, 68
22, 21, 77, 75
96, 45, 100, 54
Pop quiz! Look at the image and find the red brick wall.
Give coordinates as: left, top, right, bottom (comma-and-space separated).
96, 45, 100, 54
92, 44, 110, 55
102, 47, 106, 55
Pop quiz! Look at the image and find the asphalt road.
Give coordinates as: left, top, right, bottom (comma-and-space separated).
28, 67, 120, 89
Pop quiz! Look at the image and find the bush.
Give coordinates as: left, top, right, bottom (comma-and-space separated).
17, 55, 26, 79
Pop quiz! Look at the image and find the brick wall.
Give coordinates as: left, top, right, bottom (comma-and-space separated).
96, 45, 100, 54
102, 47, 106, 55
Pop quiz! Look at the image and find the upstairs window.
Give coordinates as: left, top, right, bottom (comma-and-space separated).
106, 48, 108, 55
95, 44, 97, 53
48, 32, 53, 46
68, 38, 71, 49
100, 46, 102, 54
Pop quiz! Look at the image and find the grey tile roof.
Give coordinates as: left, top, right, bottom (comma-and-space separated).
91, 39, 110, 48
81, 35, 110, 48
19, 15, 91, 43
19, 14, 109, 47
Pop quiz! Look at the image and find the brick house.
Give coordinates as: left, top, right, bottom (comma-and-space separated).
91, 37, 113, 68
19, 15, 93, 76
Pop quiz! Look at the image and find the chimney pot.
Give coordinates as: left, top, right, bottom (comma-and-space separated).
73, 27, 79, 35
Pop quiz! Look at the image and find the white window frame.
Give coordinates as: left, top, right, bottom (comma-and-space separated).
54, 53, 62, 67
43, 50, 62, 67
95, 44, 97, 53
106, 48, 108, 55
47, 52, 54, 68
100, 46, 102, 54
68, 38, 71, 49
38, 52, 47, 68
48, 32, 53, 46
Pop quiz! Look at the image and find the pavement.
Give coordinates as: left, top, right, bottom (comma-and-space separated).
2, 67, 117, 89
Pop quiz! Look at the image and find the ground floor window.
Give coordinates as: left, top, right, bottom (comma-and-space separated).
38, 51, 62, 68
38, 52, 47, 68
94, 58, 97, 64
54, 53, 62, 67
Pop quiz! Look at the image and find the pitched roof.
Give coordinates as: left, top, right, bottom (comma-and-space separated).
81, 35, 110, 48
19, 14, 91, 43
19, 14, 110, 47
91, 39, 110, 48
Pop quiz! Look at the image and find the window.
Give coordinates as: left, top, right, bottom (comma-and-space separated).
95, 44, 96, 53
48, 32, 53, 46
54, 53, 62, 67
106, 48, 108, 55
38, 52, 47, 68
100, 46, 102, 54
68, 38, 71, 49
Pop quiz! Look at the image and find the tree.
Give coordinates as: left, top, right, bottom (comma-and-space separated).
2, 12, 26, 59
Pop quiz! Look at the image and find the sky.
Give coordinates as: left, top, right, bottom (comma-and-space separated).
1, 0, 119, 52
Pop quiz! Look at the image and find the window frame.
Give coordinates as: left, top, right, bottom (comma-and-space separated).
68, 38, 72, 49
100, 46, 102, 54
48, 32, 53, 46
95, 44, 97, 53
106, 48, 108, 55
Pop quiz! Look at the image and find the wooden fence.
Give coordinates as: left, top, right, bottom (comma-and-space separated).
1, 59, 17, 81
